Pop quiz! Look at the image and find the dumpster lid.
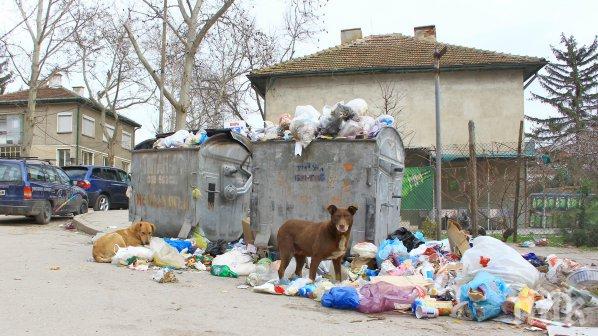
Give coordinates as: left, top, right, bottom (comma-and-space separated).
203, 129, 253, 154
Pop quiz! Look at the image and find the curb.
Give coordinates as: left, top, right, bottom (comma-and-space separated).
73, 212, 100, 236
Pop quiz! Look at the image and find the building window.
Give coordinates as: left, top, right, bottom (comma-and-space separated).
121, 161, 130, 172
81, 150, 94, 165
121, 131, 131, 150
102, 156, 110, 167
57, 149, 71, 167
82, 115, 95, 138
102, 124, 115, 142
0, 114, 22, 145
57, 112, 73, 133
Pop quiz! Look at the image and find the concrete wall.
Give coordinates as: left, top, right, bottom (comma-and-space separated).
264, 70, 525, 147
0, 102, 135, 170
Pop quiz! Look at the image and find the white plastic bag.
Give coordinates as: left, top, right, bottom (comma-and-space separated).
212, 249, 256, 276
162, 130, 190, 148
351, 242, 378, 259
359, 116, 376, 136
337, 119, 363, 138
150, 237, 186, 269
319, 104, 343, 136
111, 246, 154, 265
460, 236, 540, 290
345, 98, 368, 115
290, 105, 320, 151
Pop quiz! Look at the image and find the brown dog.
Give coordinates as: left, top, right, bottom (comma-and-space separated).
92, 221, 155, 263
277, 205, 357, 281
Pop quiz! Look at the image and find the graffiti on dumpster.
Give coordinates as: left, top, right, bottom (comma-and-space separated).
294, 162, 326, 182
145, 174, 177, 185
135, 193, 189, 211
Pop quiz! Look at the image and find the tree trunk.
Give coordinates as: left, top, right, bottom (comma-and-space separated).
158, 0, 167, 133
22, 40, 42, 157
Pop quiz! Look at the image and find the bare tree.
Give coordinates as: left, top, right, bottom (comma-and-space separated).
375, 79, 414, 144
3, 0, 88, 156
74, 12, 153, 165
125, 0, 235, 131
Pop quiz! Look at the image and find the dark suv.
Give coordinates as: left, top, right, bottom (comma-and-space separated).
0, 159, 88, 223
62, 166, 130, 211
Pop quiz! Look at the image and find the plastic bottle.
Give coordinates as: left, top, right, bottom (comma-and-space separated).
421, 261, 435, 280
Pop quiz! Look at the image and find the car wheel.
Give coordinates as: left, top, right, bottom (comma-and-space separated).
94, 194, 110, 212
78, 200, 89, 215
35, 201, 52, 224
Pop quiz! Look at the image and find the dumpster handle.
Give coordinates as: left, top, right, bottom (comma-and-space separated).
235, 174, 253, 195
366, 166, 372, 186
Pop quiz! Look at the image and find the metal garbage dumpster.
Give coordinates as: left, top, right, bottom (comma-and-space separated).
250, 127, 404, 248
129, 131, 252, 240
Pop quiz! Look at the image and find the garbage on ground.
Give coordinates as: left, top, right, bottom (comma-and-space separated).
210, 265, 238, 278
460, 236, 540, 290
321, 287, 360, 310
459, 270, 509, 321
98, 215, 595, 330
152, 268, 177, 283
150, 237, 187, 269
111, 246, 154, 265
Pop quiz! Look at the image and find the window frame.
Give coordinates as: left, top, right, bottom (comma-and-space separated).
81, 114, 95, 138
57, 112, 73, 134
102, 124, 115, 142
81, 150, 94, 165
121, 131, 132, 150
56, 148, 71, 167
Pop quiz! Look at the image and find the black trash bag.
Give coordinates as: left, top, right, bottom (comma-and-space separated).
387, 227, 424, 252
205, 239, 228, 257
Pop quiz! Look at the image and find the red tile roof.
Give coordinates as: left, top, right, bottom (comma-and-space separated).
248, 33, 547, 95
0, 86, 141, 127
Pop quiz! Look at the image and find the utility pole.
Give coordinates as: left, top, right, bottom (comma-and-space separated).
433, 44, 447, 240
512, 120, 524, 243
158, 0, 167, 134
468, 120, 478, 237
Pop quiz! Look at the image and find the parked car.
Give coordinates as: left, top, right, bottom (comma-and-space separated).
0, 159, 88, 224
62, 166, 130, 211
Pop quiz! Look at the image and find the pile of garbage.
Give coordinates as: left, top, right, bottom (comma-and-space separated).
248, 99, 394, 155
106, 224, 597, 330
240, 230, 597, 330
149, 99, 394, 156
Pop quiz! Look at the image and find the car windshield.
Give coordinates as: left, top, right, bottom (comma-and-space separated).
0, 162, 22, 182
62, 167, 89, 180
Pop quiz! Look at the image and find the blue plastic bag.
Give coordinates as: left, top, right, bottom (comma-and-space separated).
459, 270, 509, 321
298, 284, 316, 298
376, 238, 408, 266
164, 238, 193, 252
321, 287, 360, 310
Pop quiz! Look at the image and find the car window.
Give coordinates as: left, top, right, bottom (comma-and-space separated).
44, 166, 60, 183
55, 168, 71, 185
27, 165, 47, 182
0, 162, 22, 182
62, 167, 88, 180
103, 169, 119, 181
91, 168, 103, 179
116, 170, 129, 183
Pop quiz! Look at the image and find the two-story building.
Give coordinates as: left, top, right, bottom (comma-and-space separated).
0, 75, 140, 171
248, 26, 547, 227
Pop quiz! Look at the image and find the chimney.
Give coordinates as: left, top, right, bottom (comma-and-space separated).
414, 25, 436, 42
48, 73, 63, 88
72, 86, 85, 96
341, 28, 362, 44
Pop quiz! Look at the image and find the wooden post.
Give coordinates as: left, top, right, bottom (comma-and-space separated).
512, 120, 524, 243
468, 121, 478, 237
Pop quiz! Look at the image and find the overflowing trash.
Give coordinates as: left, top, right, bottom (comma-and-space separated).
101, 220, 596, 330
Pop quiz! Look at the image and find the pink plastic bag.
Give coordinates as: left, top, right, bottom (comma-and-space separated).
357, 281, 425, 313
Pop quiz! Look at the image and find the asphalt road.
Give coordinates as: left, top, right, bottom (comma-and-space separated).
0, 215, 579, 336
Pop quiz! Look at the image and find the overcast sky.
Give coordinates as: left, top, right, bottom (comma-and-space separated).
2, 0, 597, 143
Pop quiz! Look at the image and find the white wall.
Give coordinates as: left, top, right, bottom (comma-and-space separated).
264, 70, 525, 147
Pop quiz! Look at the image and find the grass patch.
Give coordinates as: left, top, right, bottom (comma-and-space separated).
489, 233, 567, 247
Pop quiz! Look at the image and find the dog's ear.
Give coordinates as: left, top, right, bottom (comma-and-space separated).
327, 204, 337, 215
150, 223, 156, 234
347, 205, 358, 215
134, 222, 143, 232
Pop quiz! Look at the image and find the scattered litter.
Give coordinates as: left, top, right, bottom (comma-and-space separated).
50, 266, 60, 271
152, 268, 177, 283
236, 284, 250, 289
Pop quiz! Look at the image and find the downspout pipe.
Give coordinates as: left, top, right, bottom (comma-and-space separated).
75, 104, 80, 164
